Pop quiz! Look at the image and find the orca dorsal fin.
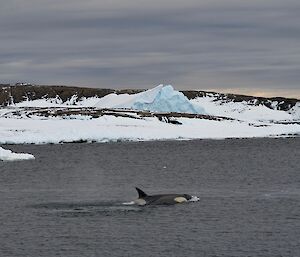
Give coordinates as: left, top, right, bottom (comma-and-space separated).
135, 187, 147, 198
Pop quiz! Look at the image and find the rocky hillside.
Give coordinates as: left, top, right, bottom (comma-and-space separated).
183, 90, 299, 112
0, 84, 143, 106
1, 84, 299, 112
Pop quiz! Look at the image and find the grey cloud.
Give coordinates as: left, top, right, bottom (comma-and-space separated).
0, 0, 300, 96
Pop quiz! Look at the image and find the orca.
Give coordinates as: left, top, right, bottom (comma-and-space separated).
134, 187, 198, 206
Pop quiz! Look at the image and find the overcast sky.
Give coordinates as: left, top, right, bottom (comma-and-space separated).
1, 0, 300, 97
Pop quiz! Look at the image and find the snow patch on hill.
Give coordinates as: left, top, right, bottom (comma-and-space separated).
191, 96, 298, 122
14, 96, 101, 108
288, 102, 300, 119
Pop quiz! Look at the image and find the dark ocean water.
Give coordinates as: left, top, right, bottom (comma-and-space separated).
1, 138, 300, 257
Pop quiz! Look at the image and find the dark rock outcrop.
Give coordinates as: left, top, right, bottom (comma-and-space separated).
0, 84, 143, 106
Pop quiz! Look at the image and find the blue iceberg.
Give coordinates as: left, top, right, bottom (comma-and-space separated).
132, 85, 205, 114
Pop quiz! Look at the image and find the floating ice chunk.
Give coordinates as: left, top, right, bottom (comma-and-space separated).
0, 147, 35, 161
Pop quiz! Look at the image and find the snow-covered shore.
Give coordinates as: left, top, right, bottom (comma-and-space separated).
0, 115, 299, 145
0, 84, 299, 145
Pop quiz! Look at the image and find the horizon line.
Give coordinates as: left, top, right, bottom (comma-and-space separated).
1, 82, 299, 100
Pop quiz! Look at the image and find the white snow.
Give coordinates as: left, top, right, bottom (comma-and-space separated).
95, 85, 205, 114
0, 85, 299, 145
12, 85, 205, 114
0, 146, 35, 161
0, 115, 299, 145
14, 96, 101, 108
191, 96, 297, 122
289, 102, 300, 120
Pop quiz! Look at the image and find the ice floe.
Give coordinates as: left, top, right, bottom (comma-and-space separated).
0, 146, 35, 161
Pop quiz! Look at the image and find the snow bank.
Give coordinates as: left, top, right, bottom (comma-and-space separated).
0, 146, 35, 161
95, 85, 205, 114
0, 115, 299, 145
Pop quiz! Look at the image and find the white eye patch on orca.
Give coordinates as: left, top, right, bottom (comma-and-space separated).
174, 197, 188, 203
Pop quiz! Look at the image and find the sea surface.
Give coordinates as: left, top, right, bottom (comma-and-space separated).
1, 138, 300, 257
